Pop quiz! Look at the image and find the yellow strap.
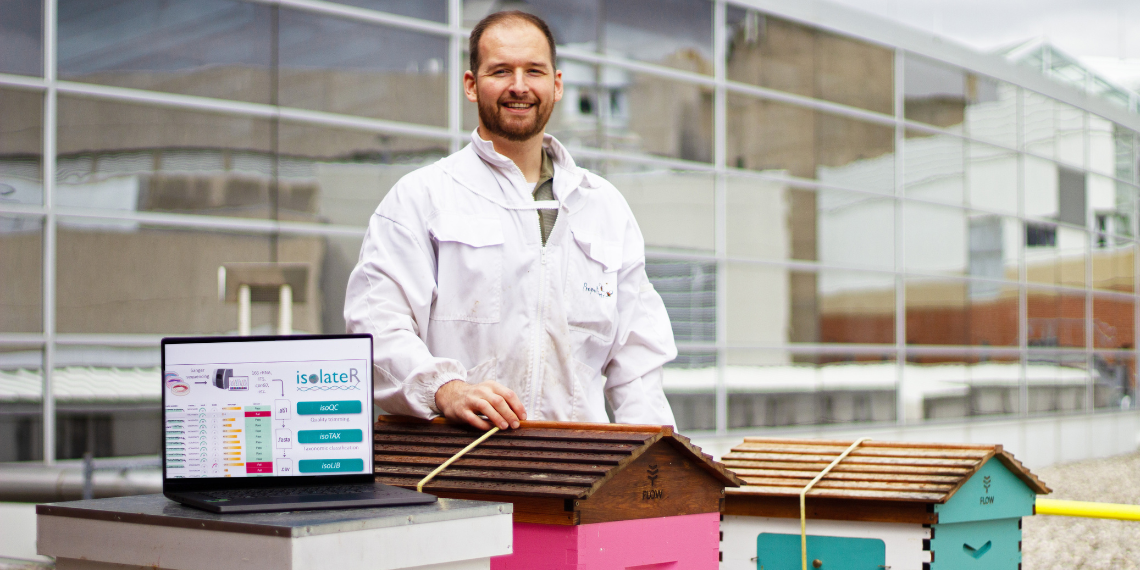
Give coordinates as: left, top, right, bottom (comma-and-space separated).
416, 426, 500, 493
799, 438, 871, 570
1036, 498, 1140, 521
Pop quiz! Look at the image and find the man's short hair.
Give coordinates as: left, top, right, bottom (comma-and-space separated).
468, 11, 557, 73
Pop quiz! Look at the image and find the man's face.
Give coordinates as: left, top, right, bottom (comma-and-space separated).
464, 22, 562, 143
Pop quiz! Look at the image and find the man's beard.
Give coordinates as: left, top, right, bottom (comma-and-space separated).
477, 88, 554, 142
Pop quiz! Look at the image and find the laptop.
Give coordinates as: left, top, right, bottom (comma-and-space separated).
161, 334, 436, 513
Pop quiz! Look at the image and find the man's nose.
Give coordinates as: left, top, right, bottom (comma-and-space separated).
508, 69, 529, 94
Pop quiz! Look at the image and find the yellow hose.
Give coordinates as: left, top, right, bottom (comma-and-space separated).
1036, 498, 1140, 521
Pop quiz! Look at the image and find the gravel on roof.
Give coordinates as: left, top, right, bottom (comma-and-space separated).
1024, 451, 1140, 569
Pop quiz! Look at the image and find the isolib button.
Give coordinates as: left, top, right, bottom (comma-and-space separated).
298, 458, 365, 473
297, 401, 362, 415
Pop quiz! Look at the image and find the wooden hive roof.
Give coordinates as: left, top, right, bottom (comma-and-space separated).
722, 437, 1051, 504
374, 416, 742, 524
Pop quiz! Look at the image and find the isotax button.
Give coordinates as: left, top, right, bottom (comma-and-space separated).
298, 458, 365, 473
298, 429, 363, 444
297, 401, 362, 415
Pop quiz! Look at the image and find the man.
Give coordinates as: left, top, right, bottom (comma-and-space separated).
343, 11, 677, 431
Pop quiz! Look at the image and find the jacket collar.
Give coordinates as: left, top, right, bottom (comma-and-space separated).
452, 129, 587, 212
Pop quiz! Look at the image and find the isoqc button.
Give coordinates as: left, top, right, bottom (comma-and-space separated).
297, 400, 362, 415
298, 458, 365, 473
297, 429, 363, 444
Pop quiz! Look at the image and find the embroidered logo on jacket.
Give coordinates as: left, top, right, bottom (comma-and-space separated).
583, 282, 614, 298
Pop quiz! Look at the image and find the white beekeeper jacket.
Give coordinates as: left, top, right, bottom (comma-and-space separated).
344, 130, 677, 425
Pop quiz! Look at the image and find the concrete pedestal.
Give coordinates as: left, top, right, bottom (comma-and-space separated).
37, 494, 512, 570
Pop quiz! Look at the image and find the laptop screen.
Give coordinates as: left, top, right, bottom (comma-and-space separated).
162, 335, 373, 481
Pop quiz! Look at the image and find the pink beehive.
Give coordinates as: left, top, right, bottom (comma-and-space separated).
373, 417, 742, 569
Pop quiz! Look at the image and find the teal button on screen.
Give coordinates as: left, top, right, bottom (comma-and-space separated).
298, 458, 365, 473
297, 400, 362, 415
297, 429, 363, 444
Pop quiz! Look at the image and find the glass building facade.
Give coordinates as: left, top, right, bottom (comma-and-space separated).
2, 0, 1139, 460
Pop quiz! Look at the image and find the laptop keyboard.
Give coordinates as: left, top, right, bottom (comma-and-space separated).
200, 484, 377, 500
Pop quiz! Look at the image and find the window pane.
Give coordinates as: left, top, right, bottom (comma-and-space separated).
1090, 173, 1134, 250
608, 164, 714, 252
1088, 114, 1116, 177
551, 60, 622, 150
726, 174, 791, 261
1056, 102, 1087, 169
323, 234, 367, 335
279, 9, 448, 127
1025, 224, 1087, 287
1027, 287, 1085, 348
0, 87, 43, 206
904, 128, 963, 205
728, 96, 895, 194
966, 141, 1017, 214
905, 277, 1018, 347
726, 7, 893, 115
904, 55, 965, 130
0, 354, 44, 461
59, 0, 272, 103
57, 226, 329, 335
1093, 294, 1133, 351
729, 177, 894, 268
1118, 129, 1138, 184
603, 0, 712, 75
1092, 241, 1135, 292
719, 349, 897, 429
903, 55, 1015, 149
904, 203, 1021, 283
818, 190, 894, 270
646, 258, 716, 347
725, 267, 897, 346
904, 353, 1026, 421
1023, 90, 1057, 160
0, 215, 43, 332
966, 78, 1017, 148
1026, 352, 1089, 414
277, 121, 448, 227
0, 0, 42, 76
57, 96, 274, 220
619, 69, 712, 161
331, 0, 446, 23
1094, 352, 1133, 409
462, 0, 598, 45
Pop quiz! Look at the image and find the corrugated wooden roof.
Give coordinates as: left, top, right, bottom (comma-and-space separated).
373, 417, 741, 499
722, 438, 1050, 503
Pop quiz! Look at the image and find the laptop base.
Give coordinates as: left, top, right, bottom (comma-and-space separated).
167, 482, 436, 514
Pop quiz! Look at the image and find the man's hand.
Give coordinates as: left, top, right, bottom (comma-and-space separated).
435, 380, 526, 430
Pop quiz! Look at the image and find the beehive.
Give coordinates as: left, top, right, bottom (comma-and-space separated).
373, 416, 742, 569
719, 438, 1050, 570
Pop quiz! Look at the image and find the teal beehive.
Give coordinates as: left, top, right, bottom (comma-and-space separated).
719, 439, 1051, 570
929, 454, 1047, 570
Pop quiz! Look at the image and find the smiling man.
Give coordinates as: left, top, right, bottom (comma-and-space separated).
343, 11, 677, 430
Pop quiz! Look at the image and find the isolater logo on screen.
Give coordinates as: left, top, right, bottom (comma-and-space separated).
296, 369, 361, 385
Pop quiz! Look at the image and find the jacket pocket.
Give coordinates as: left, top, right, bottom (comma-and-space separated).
430, 213, 503, 323
565, 228, 621, 340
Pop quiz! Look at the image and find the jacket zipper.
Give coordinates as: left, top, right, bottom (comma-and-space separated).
529, 243, 548, 414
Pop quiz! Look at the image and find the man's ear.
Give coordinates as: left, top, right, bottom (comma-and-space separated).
553, 69, 563, 103
464, 70, 478, 103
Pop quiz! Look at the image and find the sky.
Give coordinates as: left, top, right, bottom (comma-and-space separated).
826, 0, 1140, 89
